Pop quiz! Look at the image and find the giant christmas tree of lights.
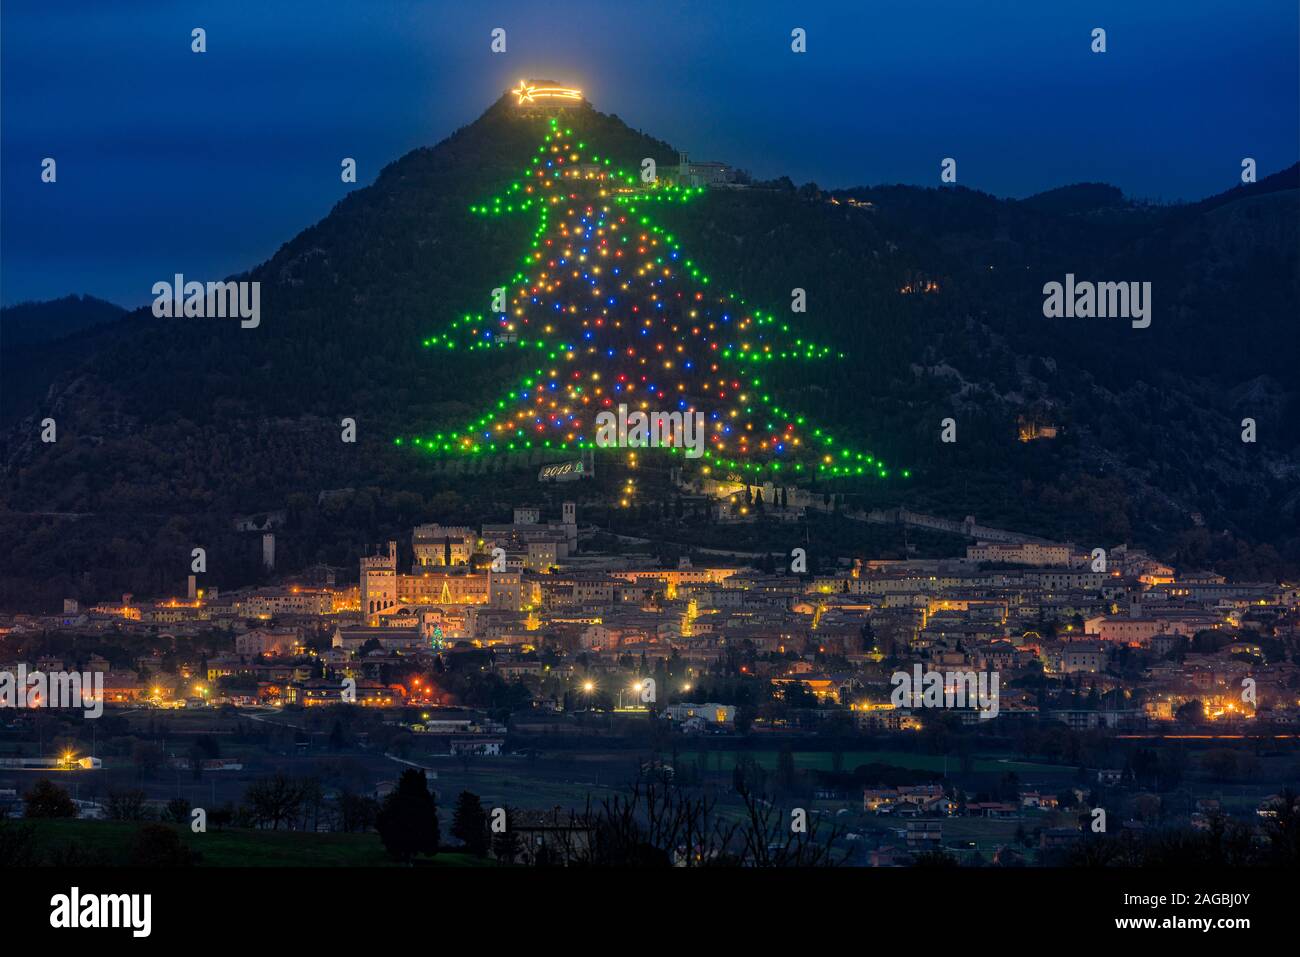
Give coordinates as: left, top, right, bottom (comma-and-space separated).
398, 116, 907, 482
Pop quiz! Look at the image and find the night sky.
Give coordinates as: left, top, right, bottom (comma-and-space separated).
2, 0, 1296, 307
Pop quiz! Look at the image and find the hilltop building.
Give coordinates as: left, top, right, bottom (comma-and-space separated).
673, 152, 735, 188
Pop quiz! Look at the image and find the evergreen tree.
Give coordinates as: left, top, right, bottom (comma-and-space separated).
450, 790, 490, 856
776, 745, 797, 791
375, 769, 439, 863
24, 779, 76, 818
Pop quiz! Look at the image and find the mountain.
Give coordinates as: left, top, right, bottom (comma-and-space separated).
668, 168, 1299, 567
402, 115, 888, 480
1018, 182, 1128, 215
0, 93, 1296, 608
0, 295, 129, 428
1, 294, 127, 348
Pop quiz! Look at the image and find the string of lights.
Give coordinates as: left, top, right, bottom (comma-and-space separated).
400, 117, 908, 480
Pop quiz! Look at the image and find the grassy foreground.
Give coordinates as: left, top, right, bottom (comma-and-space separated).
17, 819, 491, 867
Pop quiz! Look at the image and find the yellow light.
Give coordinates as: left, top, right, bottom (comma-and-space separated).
513, 81, 583, 105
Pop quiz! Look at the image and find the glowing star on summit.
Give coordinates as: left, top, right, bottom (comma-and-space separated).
513, 80, 583, 105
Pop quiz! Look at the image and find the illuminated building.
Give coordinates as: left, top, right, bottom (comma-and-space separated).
412, 524, 476, 567
1017, 418, 1058, 442
360, 541, 398, 624
966, 541, 1073, 566
395, 571, 490, 606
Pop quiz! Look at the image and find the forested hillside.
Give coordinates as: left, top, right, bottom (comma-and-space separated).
1, 95, 1296, 608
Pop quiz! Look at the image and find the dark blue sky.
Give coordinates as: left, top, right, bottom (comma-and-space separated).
2, 0, 1296, 307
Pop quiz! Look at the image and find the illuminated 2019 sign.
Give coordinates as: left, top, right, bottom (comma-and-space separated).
512, 80, 583, 106
538, 460, 586, 482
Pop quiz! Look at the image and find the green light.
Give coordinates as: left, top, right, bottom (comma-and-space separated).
401, 124, 907, 482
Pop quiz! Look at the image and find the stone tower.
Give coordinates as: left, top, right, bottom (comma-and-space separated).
360, 541, 398, 625
561, 501, 577, 551
262, 532, 276, 572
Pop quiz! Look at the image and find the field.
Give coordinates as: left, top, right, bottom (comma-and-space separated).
15, 819, 489, 867
8, 704, 1294, 870
740, 750, 1064, 776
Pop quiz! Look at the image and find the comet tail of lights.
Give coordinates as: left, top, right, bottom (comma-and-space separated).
513, 80, 584, 105
400, 102, 909, 482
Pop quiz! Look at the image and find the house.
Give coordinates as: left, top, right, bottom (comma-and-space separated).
905, 820, 942, 850
679, 716, 707, 734
448, 737, 504, 757
236, 627, 301, 658
897, 784, 945, 805
664, 702, 735, 726
332, 626, 425, 654
869, 844, 911, 867
922, 796, 958, 816
1061, 642, 1106, 674
863, 788, 900, 812
1040, 827, 1081, 849
288, 679, 397, 707
99, 671, 145, 704
510, 808, 595, 865
1019, 791, 1059, 810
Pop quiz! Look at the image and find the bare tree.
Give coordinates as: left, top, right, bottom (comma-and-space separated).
106, 787, 150, 821
734, 784, 845, 867
244, 773, 306, 831
533, 779, 844, 867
